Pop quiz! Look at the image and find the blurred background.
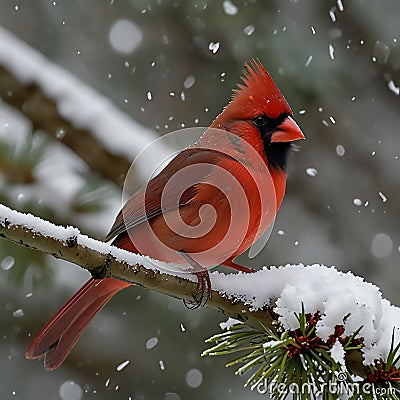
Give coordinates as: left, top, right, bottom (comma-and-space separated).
0, 0, 399, 399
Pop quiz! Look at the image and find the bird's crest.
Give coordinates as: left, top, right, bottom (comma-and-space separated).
230, 59, 292, 119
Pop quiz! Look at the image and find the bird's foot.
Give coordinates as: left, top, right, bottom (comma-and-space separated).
179, 252, 211, 309
183, 269, 211, 310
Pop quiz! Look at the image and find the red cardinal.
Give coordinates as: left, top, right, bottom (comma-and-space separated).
26, 60, 304, 370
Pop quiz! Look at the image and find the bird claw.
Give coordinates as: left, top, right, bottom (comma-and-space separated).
179, 252, 211, 309
183, 270, 212, 309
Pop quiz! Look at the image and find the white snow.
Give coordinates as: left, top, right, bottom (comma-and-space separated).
165, 393, 181, 400
378, 191, 387, 203
243, 25, 255, 36
330, 340, 345, 365
372, 40, 391, 64
305, 55, 313, 67
263, 340, 284, 349
186, 368, 203, 388
145, 337, 159, 350
59, 380, 83, 400
183, 75, 196, 89
0, 203, 190, 276
116, 359, 130, 372
219, 317, 240, 330
108, 19, 142, 54
12, 308, 24, 318
223, 0, 238, 16
211, 264, 400, 366
336, 144, 345, 156
371, 233, 393, 258
306, 167, 318, 177
0, 203, 80, 241
329, 44, 335, 60
329, 8, 337, 23
208, 42, 220, 54
1, 255, 15, 270
388, 80, 400, 95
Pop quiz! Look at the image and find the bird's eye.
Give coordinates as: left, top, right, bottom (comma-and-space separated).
253, 115, 268, 127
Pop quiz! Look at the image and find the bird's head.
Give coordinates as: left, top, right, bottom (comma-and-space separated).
211, 59, 304, 172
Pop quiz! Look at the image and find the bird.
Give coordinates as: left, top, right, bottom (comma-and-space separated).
25, 59, 304, 370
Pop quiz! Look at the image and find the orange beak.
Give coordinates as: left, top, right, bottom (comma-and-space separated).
271, 116, 305, 143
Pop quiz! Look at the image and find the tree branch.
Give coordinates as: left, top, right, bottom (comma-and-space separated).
9, 202, 393, 391
0, 204, 276, 331
0, 204, 369, 379
0, 65, 131, 188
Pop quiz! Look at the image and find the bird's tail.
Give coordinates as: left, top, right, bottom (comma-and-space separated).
25, 277, 130, 370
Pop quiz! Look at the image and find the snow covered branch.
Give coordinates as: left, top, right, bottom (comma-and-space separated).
0, 63, 129, 187
2, 202, 400, 394
0, 26, 168, 188
0, 204, 275, 330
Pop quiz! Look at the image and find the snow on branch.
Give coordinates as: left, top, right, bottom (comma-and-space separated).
1, 202, 400, 395
0, 203, 275, 329
0, 26, 170, 187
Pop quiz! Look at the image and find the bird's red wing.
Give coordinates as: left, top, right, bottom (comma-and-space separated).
105, 147, 225, 242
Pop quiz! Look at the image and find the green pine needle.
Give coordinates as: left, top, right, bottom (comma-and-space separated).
0, 132, 49, 184
202, 306, 400, 400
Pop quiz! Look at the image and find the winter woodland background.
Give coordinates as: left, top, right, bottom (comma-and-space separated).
0, 1, 399, 399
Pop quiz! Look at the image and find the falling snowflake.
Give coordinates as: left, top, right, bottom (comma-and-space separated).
208, 42, 220, 54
